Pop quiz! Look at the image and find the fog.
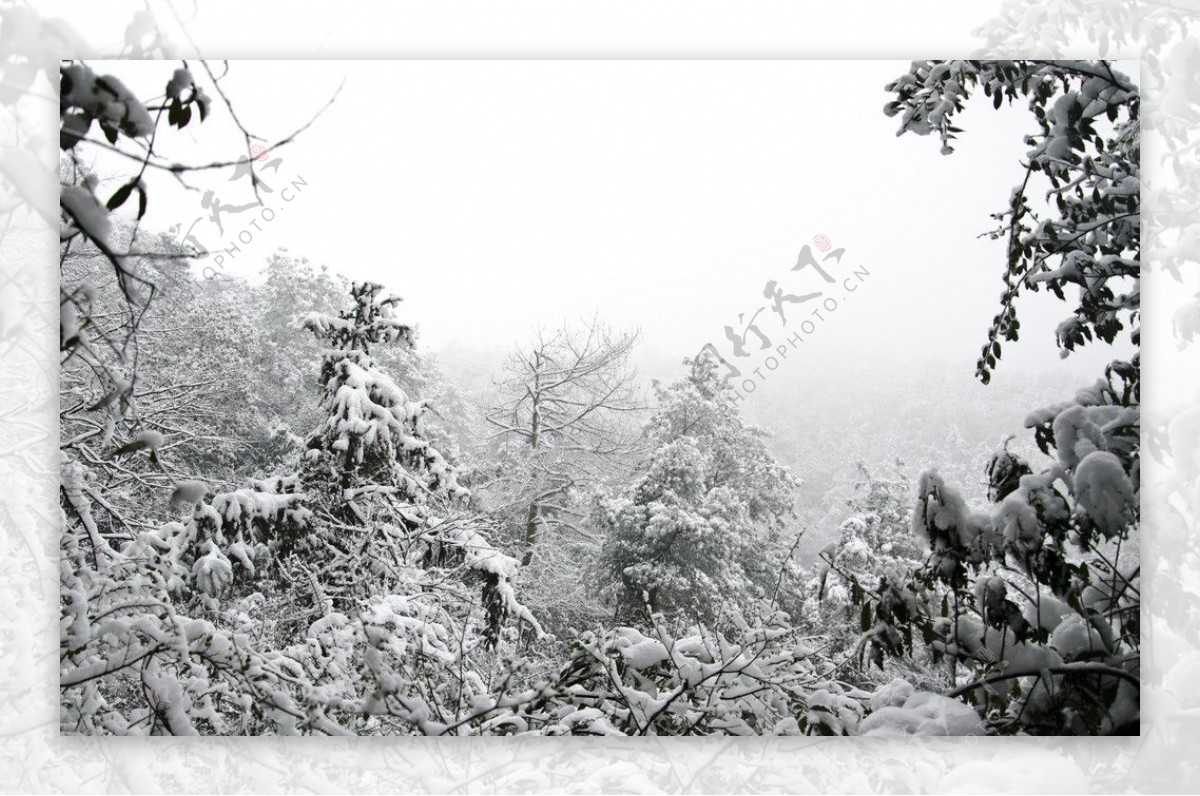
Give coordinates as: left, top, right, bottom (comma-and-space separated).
86, 58, 1137, 554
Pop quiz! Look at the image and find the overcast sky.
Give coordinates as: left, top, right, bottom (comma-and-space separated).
87, 59, 1138, 396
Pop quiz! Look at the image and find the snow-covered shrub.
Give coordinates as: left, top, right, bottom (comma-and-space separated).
802, 463, 941, 689
60, 472, 316, 735
858, 685, 985, 736
485, 613, 864, 736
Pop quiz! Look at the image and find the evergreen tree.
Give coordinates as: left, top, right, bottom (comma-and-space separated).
598, 354, 798, 625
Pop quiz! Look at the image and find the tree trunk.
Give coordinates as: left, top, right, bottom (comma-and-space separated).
522, 355, 542, 567
521, 499, 538, 567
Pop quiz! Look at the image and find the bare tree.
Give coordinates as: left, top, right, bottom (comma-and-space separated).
486, 318, 643, 570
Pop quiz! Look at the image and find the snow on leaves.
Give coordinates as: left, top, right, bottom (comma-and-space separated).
815, 59, 1147, 735
886, 60, 1139, 386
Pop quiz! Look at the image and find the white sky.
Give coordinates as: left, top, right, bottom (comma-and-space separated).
86, 59, 1138, 394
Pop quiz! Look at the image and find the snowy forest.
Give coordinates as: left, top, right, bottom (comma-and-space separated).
59, 59, 1140, 736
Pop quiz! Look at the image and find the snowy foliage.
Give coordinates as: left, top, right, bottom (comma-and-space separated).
799, 463, 939, 688
885, 60, 1138, 385
842, 59, 1142, 735
57, 58, 1139, 738
301, 281, 467, 506
483, 614, 865, 736
61, 278, 541, 734
598, 354, 798, 625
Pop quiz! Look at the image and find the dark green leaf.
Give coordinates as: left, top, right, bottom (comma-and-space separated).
106, 181, 135, 211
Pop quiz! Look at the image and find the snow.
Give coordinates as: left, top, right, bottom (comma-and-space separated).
211, 488, 307, 527
60, 183, 112, 244
934, 612, 1066, 674
134, 429, 164, 450
912, 470, 998, 560
60, 62, 155, 138
551, 708, 624, 736
614, 629, 670, 670
1050, 614, 1104, 661
869, 678, 914, 711
1073, 450, 1135, 538
299, 311, 353, 337
996, 490, 1042, 554
191, 541, 233, 597
1022, 594, 1074, 634
859, 691, 984, 736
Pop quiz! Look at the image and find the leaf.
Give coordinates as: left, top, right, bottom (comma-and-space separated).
106, 181, 135, 211
860, 602, 871, 633
60, 112, 92, 150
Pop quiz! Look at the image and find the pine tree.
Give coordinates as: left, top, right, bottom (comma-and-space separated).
299, 282, 465, 511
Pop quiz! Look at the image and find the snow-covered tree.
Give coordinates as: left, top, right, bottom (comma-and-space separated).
59, 60, 265, 418
291, 282, 535, 643
61, 279, 543, 734
848, 60, 1141, 735
478, 320, 643, 640
598, 354, 799, 626
485, 320, 642, 565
